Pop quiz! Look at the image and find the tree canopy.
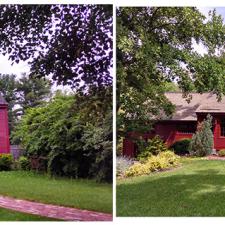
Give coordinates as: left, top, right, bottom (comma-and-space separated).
12, 92, 112, 182
0, 5, 113, 90
117, 7, 225, 137
16, 73, 51, 116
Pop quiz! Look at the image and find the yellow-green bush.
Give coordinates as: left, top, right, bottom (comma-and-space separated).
125, 151, 180, 177
146, 155, 169, 171
218, 149, 225, 157
158, 151, 180, 166
125, 162, 150, 177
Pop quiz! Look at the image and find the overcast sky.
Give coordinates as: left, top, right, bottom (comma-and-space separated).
0, 7, 224, 81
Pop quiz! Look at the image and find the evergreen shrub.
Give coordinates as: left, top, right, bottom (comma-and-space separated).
137, 135, 168, 161
189, 114, 213, 156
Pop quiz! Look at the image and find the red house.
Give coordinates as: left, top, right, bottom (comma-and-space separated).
0, 95, 10, 153
123, 92, 225, 157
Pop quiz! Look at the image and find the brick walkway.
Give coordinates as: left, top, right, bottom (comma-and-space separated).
0, 196, 112, 221
207, 155, 225, 160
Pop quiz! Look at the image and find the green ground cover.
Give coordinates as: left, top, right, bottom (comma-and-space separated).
0, 171, 112, 214
0, 207, 58, 221
117, 158, 225, 216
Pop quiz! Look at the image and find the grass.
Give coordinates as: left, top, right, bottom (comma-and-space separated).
0, 207, 58, 221
0, 171, 112, 213
117, 158, 225, 216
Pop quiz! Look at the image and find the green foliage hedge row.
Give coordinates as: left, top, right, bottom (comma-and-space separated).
0, 154, 13, 171
18, 156, 31, 170
12, 93, 112, 182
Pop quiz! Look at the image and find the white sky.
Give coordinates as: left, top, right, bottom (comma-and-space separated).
193, 7, 225, 55
0, 55, 29, 76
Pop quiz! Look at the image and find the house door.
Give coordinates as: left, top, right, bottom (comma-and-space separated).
213, 117, 225, 149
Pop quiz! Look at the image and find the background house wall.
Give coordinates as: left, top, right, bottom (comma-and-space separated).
123, 121, 196, 157
197, 113, 225, 150
0, 106, 10, 153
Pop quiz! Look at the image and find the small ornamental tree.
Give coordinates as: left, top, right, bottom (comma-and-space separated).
189, 114, 213, 156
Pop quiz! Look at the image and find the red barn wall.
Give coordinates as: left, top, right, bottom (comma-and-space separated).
0, 106, 10, 153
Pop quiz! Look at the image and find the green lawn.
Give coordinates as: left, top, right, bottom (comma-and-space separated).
0, 171, 112, 213
117, 158, 225, 216
0, 207, 58, 221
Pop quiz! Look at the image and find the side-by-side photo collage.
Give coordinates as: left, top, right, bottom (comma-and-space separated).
0, 2, 225, 224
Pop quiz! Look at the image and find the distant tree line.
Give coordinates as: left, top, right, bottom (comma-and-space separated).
0, 73, 51, 138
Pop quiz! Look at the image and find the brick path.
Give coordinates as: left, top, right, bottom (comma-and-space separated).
0, 196, 112, 221
207, 155, 225, 160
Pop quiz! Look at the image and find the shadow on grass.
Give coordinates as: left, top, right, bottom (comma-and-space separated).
117, 168, 225, 217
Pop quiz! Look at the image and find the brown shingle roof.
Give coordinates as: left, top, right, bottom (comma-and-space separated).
165, 92, 225, 121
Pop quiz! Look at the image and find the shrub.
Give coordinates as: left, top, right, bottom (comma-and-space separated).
31, 156, 48, 171
18, 156, 31, 170
189, 114, 213, 156
137, 135, 168, 161
170, 139, 191, 155
12, 94, 112, 182
158, 151, 180, 166
125, 151, 180, 177
116, 156, 133, 177
218, 149, 225, 157
0, 154, 13, 171
125, 162, 149, 177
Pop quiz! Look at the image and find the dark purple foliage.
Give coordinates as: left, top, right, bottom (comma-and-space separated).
0, 5, 113, 90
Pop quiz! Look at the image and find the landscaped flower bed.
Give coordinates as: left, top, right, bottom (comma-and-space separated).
125, 151, 180, 177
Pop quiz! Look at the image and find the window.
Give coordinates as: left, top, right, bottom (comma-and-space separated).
221, 118, 225, 136
177, 123, 196, 134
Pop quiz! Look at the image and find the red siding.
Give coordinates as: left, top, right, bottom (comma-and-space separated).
123, 138, 135, 158
123, 121, 196, 157
197, 113, 225, 150
123, 114, 225, 157
0, 106, 10, 153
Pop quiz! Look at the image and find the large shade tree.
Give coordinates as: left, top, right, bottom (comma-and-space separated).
0, 4, 113, 90
117, 7, 225, 137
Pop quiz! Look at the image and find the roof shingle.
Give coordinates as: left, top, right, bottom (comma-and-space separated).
165, 92, 225, 121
